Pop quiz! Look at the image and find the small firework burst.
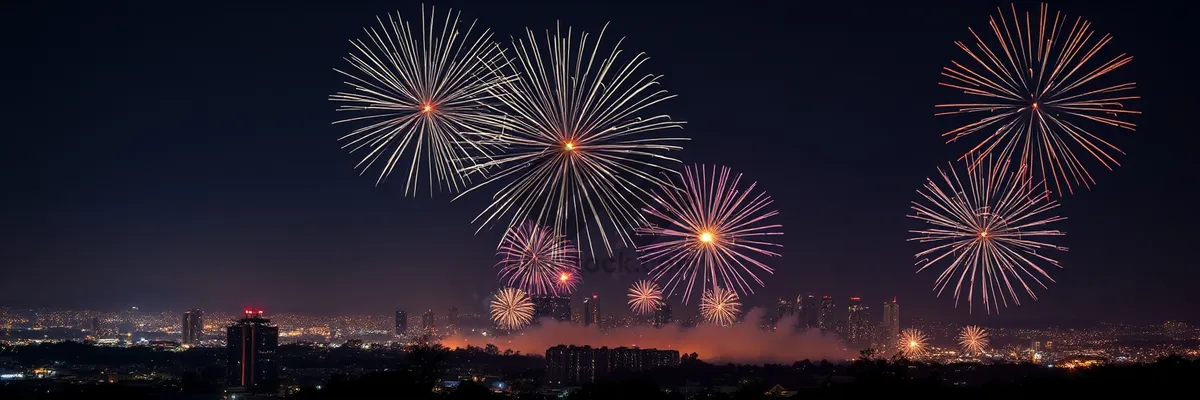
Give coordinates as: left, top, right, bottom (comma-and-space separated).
489, 287, 534, 330
959, 325, 990, 356
899, 328, 930, 358
496, 222, 581, 296
627, 280, 664, 315
699, 287, 741, 327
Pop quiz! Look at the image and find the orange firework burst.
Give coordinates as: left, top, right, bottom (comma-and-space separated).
627, 280, 663, 315
909, 157, 1068, 314
899, 328, 929, 358
699, 287, 741, 327
637, 165, 783, 303
959, 325, 990, 356
489, 287, 534, 331
937, 3, 1138, 195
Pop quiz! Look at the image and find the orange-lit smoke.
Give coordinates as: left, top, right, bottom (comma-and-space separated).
443, 308, 852, 364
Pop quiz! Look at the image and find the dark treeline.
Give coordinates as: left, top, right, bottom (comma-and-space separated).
1, 341, 1197, 399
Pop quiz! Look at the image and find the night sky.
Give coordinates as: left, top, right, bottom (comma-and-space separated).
2, 0, 1197, 325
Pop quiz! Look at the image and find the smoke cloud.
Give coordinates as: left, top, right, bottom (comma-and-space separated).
443, 308, 852, 364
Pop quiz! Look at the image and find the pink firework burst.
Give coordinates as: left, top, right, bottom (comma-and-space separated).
496, 222, 581, 296
637, 165, 783, 303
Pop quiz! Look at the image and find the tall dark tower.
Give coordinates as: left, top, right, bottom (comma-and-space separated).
182, 309, 203, 345
798, 294, 818, 329
447, 307, 459, 331
421, 309, 435, 331
582, 295, 598, 327
819, 296, 836, 332
653, 303, 672, 327
394, 310, 408, 336
227, 310, 278, 394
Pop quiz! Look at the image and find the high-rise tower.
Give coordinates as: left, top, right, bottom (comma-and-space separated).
182, 309, 203, 345
227, 310, 278, 394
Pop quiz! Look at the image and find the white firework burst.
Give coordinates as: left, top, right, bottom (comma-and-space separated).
331, 6, 512, 195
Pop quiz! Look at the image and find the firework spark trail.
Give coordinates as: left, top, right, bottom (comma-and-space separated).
909, 157, 1068, 314
496, 222, 581, 296
899, 328, 930, 358
627, 280, 664, 315
959, 325, 990, 355
699, 287, 741, 327
331, 6, 513, 195
637, 165, 783, 304
489, 287, 534, 330
937, 3, 1139, 195
454, 23, 687, 258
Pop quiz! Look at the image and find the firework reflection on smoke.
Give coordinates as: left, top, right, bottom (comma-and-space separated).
937, 3, 1139, 195
442, 309, 851, 364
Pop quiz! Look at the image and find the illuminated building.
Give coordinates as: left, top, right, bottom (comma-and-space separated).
653, 303, 672, 327
777, 298, 795, 319
532, 296, 572, 322
394, 310, 407, 336
881, 298, 900, 340
182, 309, 203, 345
545, 345, 679, 385
582, 295, 599, 327
847, 297, 870, 346
819, 296, 836, 332
798, 294, 818, 329
226, 310, 278, 394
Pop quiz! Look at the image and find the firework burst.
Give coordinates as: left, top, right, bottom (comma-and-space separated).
496, 222, 581, 296
455, 23, 687, 257
637, 165, 783, 303
899, 328, 930, 358
699, 287, 741, 327
909, 157, 1068, 314
627, 280, 664, 315
959, 325, 990, 355
937, 3, 1139, 195
331, 6, 512, 195
489, 287, 534, 330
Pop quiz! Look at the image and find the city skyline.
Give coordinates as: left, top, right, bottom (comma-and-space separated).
2, 0, 1198, 326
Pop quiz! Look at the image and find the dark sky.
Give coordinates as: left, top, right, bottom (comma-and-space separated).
2, 0, 1197, 325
